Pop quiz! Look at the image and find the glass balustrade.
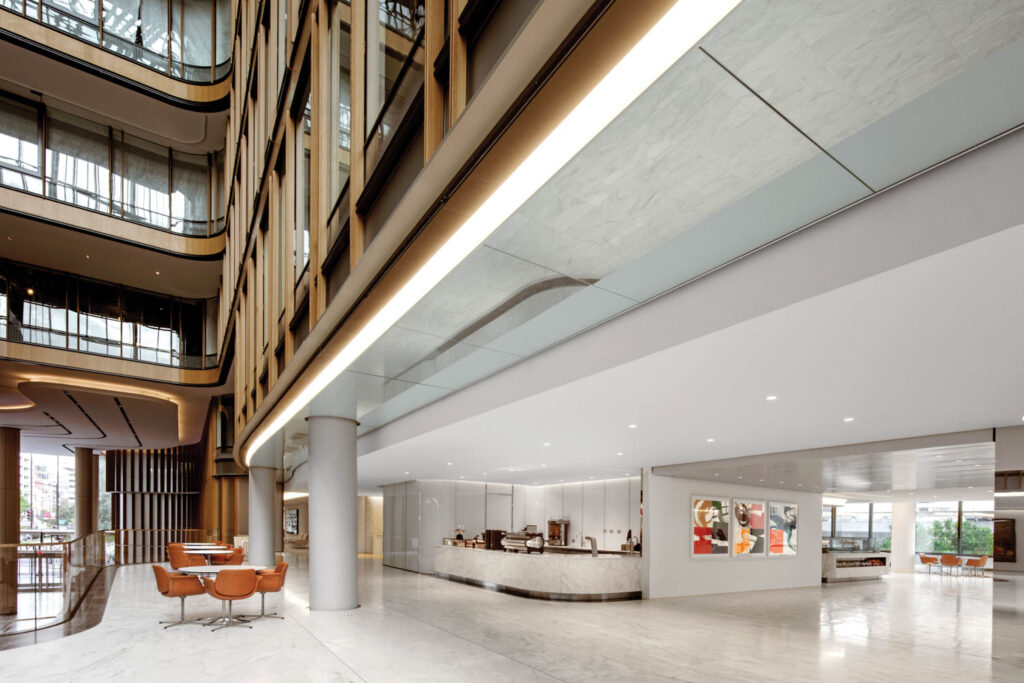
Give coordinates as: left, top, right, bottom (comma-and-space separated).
0, 258, 216, 369
0, 528, 217, 637
0, 0, 231, 83
0, 91, 225, 237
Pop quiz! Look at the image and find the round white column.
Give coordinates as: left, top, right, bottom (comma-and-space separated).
308, 415, 358, 610
248, 466, 277, 567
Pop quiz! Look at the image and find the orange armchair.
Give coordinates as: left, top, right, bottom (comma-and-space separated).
243, 562, 289, 620
168, 545, 206, 569
225, 547, 245, 565
201, 568, 258, 631
918, 554, 939, 574
964, 555, 988, 576
939, 553, 963, 576
152, 565, 205, 628
210, 546, 239, 565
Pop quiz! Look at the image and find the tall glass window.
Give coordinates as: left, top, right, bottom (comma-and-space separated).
331, 13, 352, 202
915, 500, 961, 553
364, 0, 424, 174
834, 501, 870, 541
19, 452, 77, 540
0, 95, 220, 235
960, 501, 994, 556
821, 505, 832, 538
294, 91, 311, 281
871, 502, 892, 551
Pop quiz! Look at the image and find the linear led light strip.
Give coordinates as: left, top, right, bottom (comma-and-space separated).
245, 0, 742, 465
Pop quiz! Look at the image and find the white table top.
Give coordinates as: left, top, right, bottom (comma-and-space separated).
179, 565, 266, 576
181, 543, 227, 547
184, 548, 234, 555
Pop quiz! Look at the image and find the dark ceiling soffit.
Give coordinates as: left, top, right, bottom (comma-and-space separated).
0, 28, 231, 113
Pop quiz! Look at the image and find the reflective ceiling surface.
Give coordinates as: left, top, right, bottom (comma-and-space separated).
283, 1, 1024, 472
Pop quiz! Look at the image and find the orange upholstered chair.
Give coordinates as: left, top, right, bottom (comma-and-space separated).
919, 554, 939, 574
243, 562, 288, 620
168, 545, 206, 569
210, 546, 238, 565
964, 556, 988, 577
152, 565, 205, 628
939, 553, 963, 576
201, 569, 258, 631
225, 547, 245, 565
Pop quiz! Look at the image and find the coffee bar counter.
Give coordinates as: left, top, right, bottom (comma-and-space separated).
434, 545, 641, 601
821, 551, 891, 583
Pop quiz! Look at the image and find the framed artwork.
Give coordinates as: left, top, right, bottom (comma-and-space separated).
732, 500, 766, 556
692, 497, 730, 556
768, 502, 798, 556
285, 508, 299, 535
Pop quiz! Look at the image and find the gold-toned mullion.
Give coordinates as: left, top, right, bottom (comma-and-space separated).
447, 0, 467, 128
423, 0, 445, 161
348, 0, 367, 272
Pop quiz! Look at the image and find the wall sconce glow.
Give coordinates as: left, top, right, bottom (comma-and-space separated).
843, 417, 855, 422
243, 0, 742, 466
283, 491, 309, 501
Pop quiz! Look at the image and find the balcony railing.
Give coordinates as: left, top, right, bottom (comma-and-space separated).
0, 528, 218, 637
0, 0, 232, 84
0, 91, 226, 238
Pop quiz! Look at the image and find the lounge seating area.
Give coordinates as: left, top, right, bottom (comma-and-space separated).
918, 553, 990, 577
151, 542, 289, 632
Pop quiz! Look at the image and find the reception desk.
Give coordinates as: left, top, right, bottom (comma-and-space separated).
434, 545, 641, 601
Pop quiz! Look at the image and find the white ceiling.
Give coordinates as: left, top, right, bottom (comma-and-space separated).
654, 434, 995, 497
351, 221, 1024, 491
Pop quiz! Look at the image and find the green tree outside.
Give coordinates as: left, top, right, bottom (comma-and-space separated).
916, 518, 992, 555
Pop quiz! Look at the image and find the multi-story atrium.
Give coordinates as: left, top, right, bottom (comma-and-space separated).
0, 0, 1023, 680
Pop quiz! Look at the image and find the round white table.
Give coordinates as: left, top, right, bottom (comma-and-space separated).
184, 548, 235, 565
179, 564, 266, 577
182, 543, 228, 549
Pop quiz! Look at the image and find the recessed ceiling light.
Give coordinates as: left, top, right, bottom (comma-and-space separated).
155, 271, 160, 275
541, 464, 547, 468
628, 424, 637, 429
765, 395, 777, 401
779, 482, 784, 485
713, 473, 719, 477
559, 480, 564, 483
85, 254, 90, 259
797, 484, 802, 487
404, 471, 409, 475
589, 477, 594, 480
616, 452, 623, 456
973, 464, 980, 467
482, 473, 487, 476
459, 475, 464, 479
737, 476, 743, 479
543, 442, 551, 447
760, 479, 765, 482
706, 438, 715, 443
624, 472, 629, 476
968, 486, 974, 489
26, 288, 34, 296
447, 462, 453, 466
843, 417, 855, 422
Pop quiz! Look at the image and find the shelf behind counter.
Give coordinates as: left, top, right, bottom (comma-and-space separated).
434, 545, 641, 601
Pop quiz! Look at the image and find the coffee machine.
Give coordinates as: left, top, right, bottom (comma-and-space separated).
547, 519, 569, 546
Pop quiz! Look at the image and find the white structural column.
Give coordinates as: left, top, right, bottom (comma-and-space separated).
308, 414, 358, 610
248, 466, 278, 567
889, 501, 917, 573
247, 431, 283, 567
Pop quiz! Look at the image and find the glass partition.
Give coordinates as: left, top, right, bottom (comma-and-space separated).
0, 0, 231, 82
0, 258, 213, 368
0, 93, 224, 236
959, 501, 994, 556
364, 0, 424, 176
915, 500, 962, 554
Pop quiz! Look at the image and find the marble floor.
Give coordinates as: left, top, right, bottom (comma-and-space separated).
0, 556, 1016, 682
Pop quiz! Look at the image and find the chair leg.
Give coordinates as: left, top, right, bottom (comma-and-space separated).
211, 600, 253, 632
239, 592, 284, 621
160, 597, 204, 628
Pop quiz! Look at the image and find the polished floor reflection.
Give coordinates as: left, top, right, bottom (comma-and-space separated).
0, 555, 1012, 682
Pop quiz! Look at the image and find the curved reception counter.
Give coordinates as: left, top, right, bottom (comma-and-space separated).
434, 545, 641, 601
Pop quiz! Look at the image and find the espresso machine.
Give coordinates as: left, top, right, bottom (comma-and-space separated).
547, 519, 569, 546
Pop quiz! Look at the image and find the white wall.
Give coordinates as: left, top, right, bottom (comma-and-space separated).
995, 425, 1024, 572
644, 472, 822, 599
384, 477, 642, 573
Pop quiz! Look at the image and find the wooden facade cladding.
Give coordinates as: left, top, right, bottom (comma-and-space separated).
106, 441, 205, 563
